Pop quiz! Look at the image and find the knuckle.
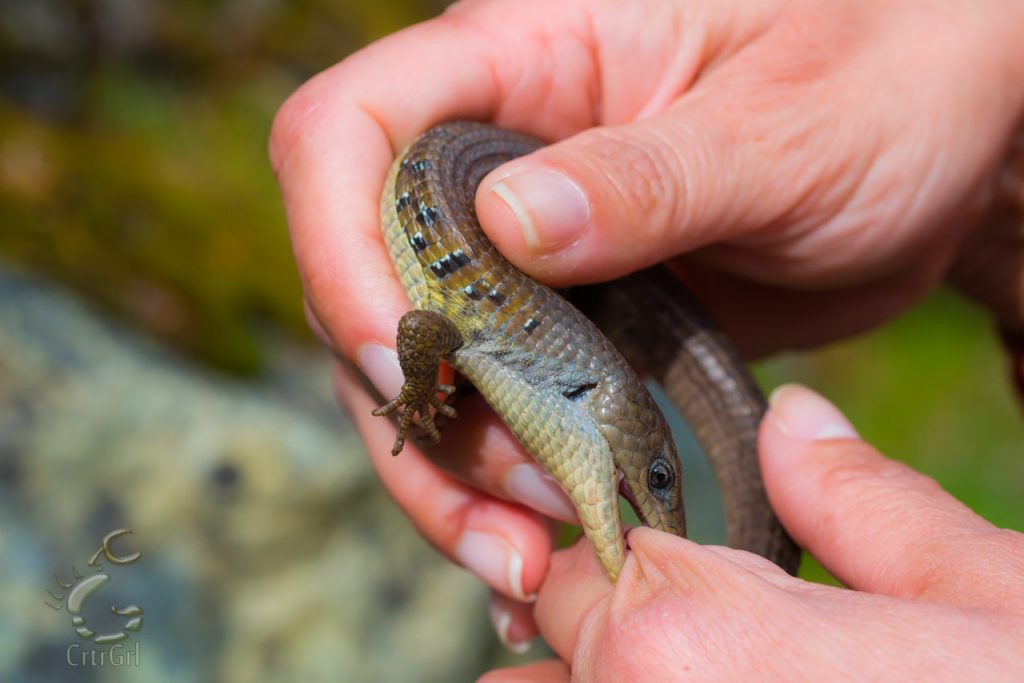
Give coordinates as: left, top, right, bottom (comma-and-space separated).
812, 441, 900, 493
606, 127, 671, 204
268, 74, 332, 175
810, 441, 940, 529
575, 126, 683, 232
570, 121, 717, 249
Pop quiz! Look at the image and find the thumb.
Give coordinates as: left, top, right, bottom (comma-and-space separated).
476, 110, 783, 285
759, 384, 1024, 610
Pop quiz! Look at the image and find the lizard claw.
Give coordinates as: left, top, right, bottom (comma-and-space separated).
373, 384, 457, 456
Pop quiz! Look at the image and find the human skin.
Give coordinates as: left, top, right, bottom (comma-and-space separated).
270, 0, 1024, 673
478, 385, 1024, 681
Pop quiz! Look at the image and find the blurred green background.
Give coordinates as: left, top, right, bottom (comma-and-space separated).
1, 1, 1021, 682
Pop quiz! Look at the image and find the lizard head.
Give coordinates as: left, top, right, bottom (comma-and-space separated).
597, 392, 686, 539
616, 434, 686, 538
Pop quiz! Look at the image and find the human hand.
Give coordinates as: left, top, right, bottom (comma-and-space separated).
271, 0, 1024, 610
480, 385, 1024, 682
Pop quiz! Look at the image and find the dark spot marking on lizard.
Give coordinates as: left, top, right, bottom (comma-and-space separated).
563, 382, 598, 402
410, 232, 428, 252
464, 284, 482, 300
410, 159, 432, 175
486, 289, 505, 305
396, 192, 413, 211
430, 250, 470, 278
415, 206, 441, 227
523, 318, 540, 334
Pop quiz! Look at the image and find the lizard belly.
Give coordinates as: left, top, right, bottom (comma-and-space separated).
451, 346, 626, 578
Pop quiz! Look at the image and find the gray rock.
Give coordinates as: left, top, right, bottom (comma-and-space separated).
0, 264, 499, 683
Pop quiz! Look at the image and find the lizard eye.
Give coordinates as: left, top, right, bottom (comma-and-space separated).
647, 459, 674, 491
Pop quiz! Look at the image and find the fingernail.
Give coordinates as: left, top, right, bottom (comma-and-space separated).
357, 344, 403, 401
488, 596, 532, 654
505, 464, 578, 522
768, 384, 859, 442
490, 169, 589, 253
454, 531, 531, 602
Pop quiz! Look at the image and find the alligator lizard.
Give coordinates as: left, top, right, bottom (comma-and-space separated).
373, 121, 800, 580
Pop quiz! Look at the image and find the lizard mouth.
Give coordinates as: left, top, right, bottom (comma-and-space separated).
617, 472, 650, 527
